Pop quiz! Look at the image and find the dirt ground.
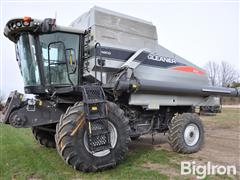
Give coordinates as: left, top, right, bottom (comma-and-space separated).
223, 105, 240, 108
130, 109, 240, 176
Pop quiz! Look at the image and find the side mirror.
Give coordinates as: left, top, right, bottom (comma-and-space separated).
66, 48, 77, 74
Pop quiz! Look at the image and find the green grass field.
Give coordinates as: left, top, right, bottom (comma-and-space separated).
0, 108, 239, 180
0, 124, 183, 180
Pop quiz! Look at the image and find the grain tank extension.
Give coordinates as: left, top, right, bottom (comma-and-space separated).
2, 7, 239, 172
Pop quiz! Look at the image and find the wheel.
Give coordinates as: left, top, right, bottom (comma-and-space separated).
32, 125, 56, 148
168, 113, 204, 153
130, 135, 140, 141
55, 101, 131, 172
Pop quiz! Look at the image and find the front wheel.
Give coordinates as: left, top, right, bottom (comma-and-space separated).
168, 113, 204, 153
55, 101, 131, 172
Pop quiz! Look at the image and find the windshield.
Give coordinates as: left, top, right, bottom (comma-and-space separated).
16, 33, 40, 86
39, 32, 79, 85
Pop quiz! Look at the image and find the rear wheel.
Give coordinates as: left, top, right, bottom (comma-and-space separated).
32, 125, 56, 148
55, 101, 130, 172
168, 113, 204, 153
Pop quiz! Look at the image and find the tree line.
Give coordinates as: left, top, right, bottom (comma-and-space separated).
204, 61, 240, 87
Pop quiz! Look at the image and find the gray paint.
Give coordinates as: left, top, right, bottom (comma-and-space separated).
71, 7, 238, 108
129, 94, 219, 109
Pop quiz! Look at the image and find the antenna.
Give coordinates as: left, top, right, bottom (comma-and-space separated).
52, 11, 57, 26
54, 11, 57, 20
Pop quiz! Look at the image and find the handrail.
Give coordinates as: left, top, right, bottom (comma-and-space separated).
94, 42, 103, 84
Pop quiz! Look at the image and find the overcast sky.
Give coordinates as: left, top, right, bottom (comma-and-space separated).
0, 1, 239, 96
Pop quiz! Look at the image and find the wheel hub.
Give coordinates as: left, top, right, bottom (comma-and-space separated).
84, 121, 118, 157
184, 123, 200, 146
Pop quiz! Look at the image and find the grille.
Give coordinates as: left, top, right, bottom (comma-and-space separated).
83, 86, 104, 100
90, 134, 109, 148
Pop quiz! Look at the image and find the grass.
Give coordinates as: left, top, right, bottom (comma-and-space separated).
0, 124, 183, 180
201, 108, 240, 128
0, 108, 239, 180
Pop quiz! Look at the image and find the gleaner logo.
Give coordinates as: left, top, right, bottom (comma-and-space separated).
148, 54, 177, 64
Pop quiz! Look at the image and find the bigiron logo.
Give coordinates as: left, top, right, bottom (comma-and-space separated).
181, 161, 237, 179
147, 54, 177, 64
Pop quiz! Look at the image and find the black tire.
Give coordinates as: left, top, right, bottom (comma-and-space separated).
168, 113, 204, 154
55, 101, 131, 172
32, 126, 56, 148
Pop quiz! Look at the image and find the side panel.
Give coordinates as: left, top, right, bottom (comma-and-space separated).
84, 45, 208, 87
129, 94, 219, 109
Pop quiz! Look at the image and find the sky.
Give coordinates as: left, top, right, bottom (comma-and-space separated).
0, 0, 239, 97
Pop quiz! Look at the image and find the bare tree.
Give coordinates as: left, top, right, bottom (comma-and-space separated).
219, 61, 239, 87
0, 94, 4, 111
204, 61, 239, 87
231, 81, 240, 88
204, 61, 219, 86
0, 90, 5, 111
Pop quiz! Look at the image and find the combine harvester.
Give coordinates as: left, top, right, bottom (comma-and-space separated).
2, 7, 239, 171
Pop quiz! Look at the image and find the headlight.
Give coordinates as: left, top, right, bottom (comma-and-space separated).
23, 16, 31, 27
23, 21, 30, 26
16, 21, 22, 27
12, 23, 16, 29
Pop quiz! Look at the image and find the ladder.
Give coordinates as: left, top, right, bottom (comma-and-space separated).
81, 85, 111, 153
